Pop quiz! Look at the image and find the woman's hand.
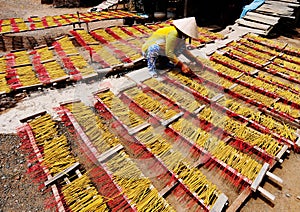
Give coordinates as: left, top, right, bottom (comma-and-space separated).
181, 63, 191, 73
176, 61, 191, 73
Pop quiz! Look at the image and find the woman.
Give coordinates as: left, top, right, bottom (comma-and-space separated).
142, 17, 199, 77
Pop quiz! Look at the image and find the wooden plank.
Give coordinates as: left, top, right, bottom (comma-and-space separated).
236, 19, 272, 31
247, 11, 281, 22
132, 57, 145, 65
275, 145, 288, 161
232, 24, 270, 36
81, 72, 98, 80
93, 87, 110, 95
251, 163, 269, 191
256, 5, 295, 17
44, 162, 80, 186
118, 83, 136, 94
243, 13, 279, 25
275, 0, 300, 3
260, 3, 295, 12
19, 111, 47, 123
50, 76, 69, 83
227, 187, 252, 212
211, 193, 228, 212
256, 5, 293, 14
265, 0, 300, 8
16, 83, 43, 91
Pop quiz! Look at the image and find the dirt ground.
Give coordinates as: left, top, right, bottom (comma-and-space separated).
0, 134, 51, 212
0, 1, 300, 211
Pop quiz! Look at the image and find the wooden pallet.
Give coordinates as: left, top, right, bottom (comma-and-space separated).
17, 122, 66, 212
235, 0, 300, 36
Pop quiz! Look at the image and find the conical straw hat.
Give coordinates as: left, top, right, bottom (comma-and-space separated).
173, 17, 198, 39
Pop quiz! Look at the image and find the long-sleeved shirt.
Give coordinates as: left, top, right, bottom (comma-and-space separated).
240, 0, 265, 18
142, 26, 185, 65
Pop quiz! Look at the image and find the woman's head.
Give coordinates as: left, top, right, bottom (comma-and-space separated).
172, 17, 198, 40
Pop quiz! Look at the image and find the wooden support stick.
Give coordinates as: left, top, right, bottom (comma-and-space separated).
296, 136, 300, 148
97, 144, 124, 163
236, 73, 244, 79
266, 171, 283, 185
128, 122, 150, 135
75, 169, 82, 178
40, 58, 56, 64
211, 94, 224, 102
228, 83, 239, 90
296, 129, 300, 148
159, 181, 179, 197
227, 187, 252, 212
250, 69, 260, 76
257, 187, 275, 201
19, 111, 47, 123
193, 105, 206, 114
44, 162, 80, 187
275, 145, 288, 161
59, 99, 81, 106
64, 177, 71, 184
161, 112, 184, 126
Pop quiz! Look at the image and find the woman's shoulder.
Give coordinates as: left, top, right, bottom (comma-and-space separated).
156, 26, 177, 36
156, 25, 175, 32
